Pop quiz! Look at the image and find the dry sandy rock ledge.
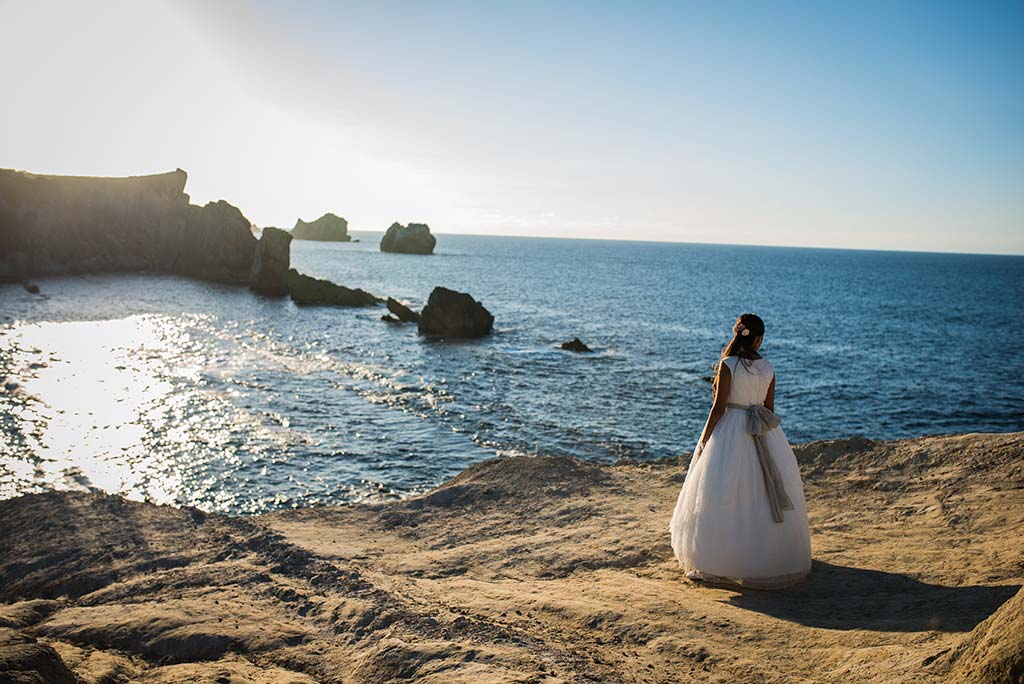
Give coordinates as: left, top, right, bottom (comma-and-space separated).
2, 432, 1023, 684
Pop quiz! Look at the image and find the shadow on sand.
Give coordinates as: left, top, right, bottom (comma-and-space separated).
726, 560, 1019, 632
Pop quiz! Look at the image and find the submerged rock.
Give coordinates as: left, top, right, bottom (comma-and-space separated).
286, 269, 379, 307
418, 287, 493, 338
380, 222, 436, 255
249, 227, 293, 296
386, 297, 420, 323
292, 213, 351, 242
560, 338, 593, 353
22, 282, 39, 294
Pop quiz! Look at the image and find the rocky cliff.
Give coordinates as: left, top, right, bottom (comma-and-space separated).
0, 168, 384, 304
0, 168, 256, 284
0, 431, 1021, 683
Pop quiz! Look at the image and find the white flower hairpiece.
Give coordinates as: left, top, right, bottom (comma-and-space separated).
734, 322, 750, 337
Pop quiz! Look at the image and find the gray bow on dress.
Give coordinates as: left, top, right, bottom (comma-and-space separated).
728, 403, 794, 523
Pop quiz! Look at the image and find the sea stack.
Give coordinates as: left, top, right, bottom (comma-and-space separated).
291, 213, 351, 242
249, 227, 293, 296
380, 222, 436, 254
418, 286, 493, 338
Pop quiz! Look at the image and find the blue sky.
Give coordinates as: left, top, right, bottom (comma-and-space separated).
1, 0, 1021, 253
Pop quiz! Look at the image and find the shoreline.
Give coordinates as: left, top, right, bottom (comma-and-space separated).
2, 431, 1022, 683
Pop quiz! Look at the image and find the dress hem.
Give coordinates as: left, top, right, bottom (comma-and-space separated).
683, 566, 810, 591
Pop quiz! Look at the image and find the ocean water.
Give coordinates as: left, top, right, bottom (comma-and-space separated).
2, 233, 1022, 514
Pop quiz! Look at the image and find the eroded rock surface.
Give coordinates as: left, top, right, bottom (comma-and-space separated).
945, 584, 1024, 684
1, 432, 1022, 683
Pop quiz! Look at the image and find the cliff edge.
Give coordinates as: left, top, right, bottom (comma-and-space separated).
0, 168, 257, 285
0, 431, 1021, 683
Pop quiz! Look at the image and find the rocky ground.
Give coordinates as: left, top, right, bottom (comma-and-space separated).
2, 431, 1022, 684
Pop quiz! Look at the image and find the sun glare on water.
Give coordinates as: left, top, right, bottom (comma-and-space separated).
0, 316, 204, 503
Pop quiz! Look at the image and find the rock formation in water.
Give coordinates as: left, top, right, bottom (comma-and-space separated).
380, 222, 436, 254
249, 227, 293, 296
385, 297, 420, 323
286, 269, 380, 307
176, 200, 256, 283
418, 286, 493, 338
0, 167, 386, 308
0, 168, 256, 284
291, 213, 351, 242
560, 337, 593, 353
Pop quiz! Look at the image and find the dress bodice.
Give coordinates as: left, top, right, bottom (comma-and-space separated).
722, 356, 775, 406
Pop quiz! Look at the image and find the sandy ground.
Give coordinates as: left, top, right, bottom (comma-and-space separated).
1, 431, 1022, 683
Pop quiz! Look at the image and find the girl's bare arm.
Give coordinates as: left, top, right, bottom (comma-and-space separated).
696, 362, 731, 457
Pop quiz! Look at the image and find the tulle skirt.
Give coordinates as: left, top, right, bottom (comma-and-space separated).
669, 409, 812, 590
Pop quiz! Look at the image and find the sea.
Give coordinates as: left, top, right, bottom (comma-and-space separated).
2, 233, 1022, 514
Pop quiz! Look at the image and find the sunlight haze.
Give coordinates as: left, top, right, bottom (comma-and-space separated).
1, 0, 1021, 254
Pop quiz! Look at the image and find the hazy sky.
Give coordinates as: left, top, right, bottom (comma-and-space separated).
2, 1, 1021, 254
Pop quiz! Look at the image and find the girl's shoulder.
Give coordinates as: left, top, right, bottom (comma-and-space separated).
755, 356, 776, 378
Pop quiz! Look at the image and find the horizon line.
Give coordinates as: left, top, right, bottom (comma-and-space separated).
343, 228, 1024, 259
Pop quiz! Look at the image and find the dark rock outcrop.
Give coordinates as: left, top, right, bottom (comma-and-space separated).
286, 269, 379, 307
0, 628, 77, 684
0, 168, 258, 284
418, 287, 493, 338
249, 227, 293, 296
292, 213, 351, 242
386, 297, 420, 323
176, 200, 256, 283
560, 338, 593, 353
380, 222, 436, 255
945, 585, 1024, 684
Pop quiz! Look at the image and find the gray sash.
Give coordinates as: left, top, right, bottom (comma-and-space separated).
727, 403, 794, 523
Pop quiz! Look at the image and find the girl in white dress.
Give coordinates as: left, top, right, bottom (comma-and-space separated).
669, 313, 812, 589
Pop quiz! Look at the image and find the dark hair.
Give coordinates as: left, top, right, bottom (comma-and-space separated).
713, 313, 765, 392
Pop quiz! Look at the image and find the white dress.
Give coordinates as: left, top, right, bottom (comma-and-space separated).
669, 356, 812, 589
